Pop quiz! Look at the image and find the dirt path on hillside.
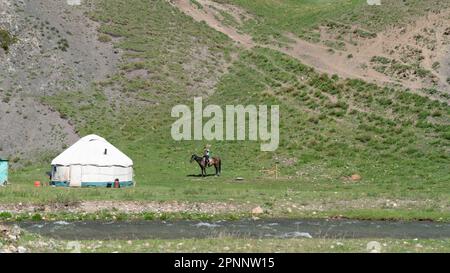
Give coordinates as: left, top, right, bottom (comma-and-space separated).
169, 0, 450, 96
270, 33, 394, 85
169, 0, 396, 87
170, 0, 254, 49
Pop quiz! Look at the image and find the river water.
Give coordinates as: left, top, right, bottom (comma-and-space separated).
15, 218, 450, 240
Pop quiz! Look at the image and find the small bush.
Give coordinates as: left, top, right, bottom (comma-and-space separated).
0, 28, 17, 52
31, 213, 43, 221
98, 34, 112, 43
0, 212, 12, 219
356, 134, 371, 143
57, 38, 69, 51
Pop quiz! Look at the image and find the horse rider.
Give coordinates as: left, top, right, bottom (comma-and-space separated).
203, 144, 211, 166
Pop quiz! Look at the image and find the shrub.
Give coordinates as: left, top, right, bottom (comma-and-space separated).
31, 213, 43, 221
371, 56, 391, 65
98, 34, 112, 43
356, 134, 371, 143
0, 28, 17, 52
0, 212, 12, 219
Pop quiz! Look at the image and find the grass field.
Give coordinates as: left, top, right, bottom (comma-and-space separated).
12, 233, 450, 253
2, 0, 450, 223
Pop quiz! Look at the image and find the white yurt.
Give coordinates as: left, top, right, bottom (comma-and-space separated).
51, 134, 134, 187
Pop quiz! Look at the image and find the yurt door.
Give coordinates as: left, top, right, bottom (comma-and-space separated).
70, 165, 83, 187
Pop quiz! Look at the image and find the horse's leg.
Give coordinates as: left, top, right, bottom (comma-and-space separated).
214, 164, 218, 176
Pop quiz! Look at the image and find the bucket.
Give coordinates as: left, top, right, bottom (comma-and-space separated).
34, 181, 41, 187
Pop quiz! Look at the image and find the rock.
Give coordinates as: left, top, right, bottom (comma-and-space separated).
351, 174, 362, 181
385, 200, 398, 208
251, 206, 264, 214
0, 224, 9, 234
17, 246, 27, 253
11, 225, 21, 236
292, 232, 312, 239
235, 177, 244, 181
366, 241, 381, 253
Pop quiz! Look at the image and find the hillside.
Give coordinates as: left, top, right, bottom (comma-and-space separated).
172, 0, 450, 96
0, 0, 119, 161
0, 0, 448, 221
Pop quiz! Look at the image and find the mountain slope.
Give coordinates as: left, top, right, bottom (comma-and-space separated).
0, 0, 124, 161
172, 0, 450, 96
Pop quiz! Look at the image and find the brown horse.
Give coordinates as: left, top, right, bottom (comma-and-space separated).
190, 154, 222, 177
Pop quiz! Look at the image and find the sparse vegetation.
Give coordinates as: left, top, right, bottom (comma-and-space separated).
57, 38, 69, 51
432, 61, 440, 71
190, 0, 203, 10
98, 34, 112, 43
370, 55, 436, 82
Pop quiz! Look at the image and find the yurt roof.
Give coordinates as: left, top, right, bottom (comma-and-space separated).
51, 134, 133, 167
